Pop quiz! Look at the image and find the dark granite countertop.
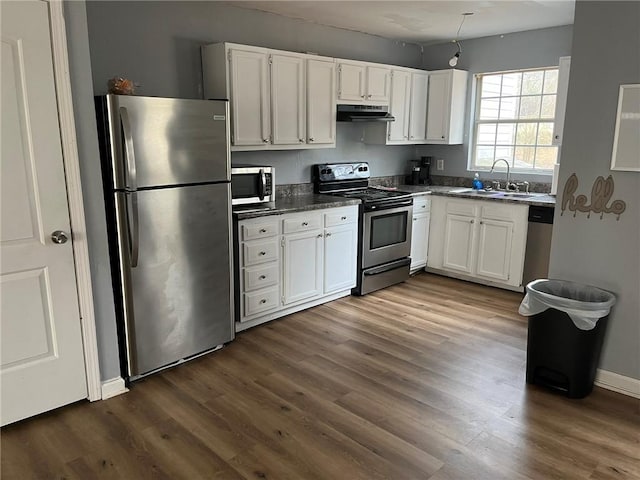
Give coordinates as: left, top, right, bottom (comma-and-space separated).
394, 184, 556, 207
233, 194, 361, 220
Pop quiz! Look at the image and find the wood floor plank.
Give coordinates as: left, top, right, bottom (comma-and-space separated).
2, 273, 638, 480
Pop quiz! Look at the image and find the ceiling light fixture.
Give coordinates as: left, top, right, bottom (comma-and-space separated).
449, 12, 473, 67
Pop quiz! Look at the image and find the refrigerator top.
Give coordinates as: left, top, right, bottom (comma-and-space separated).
100, 95, 230, 190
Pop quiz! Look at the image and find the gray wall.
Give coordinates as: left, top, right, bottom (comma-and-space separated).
416, 25, 573, 184
85, 1, 422, 184
64, 1, 120, 380
549, 1, 640, 380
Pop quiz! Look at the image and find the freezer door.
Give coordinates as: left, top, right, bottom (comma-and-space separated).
115, 183, 234, 376
104, 95, 230, 189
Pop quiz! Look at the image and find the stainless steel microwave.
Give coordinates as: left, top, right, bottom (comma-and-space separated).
231, 165, 274, 205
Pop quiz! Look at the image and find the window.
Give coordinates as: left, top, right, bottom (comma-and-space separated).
471, 67, 559, 172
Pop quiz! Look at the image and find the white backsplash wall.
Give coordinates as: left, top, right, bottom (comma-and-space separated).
233, 124, 416, 185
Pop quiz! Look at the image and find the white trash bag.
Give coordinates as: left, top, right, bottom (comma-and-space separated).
519, 279, 616, 331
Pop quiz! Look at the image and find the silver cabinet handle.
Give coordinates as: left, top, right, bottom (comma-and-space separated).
260, 299, 267, 304
470, 220, 475, 224
299, 138, 304, 143
441, 135, 445, 139
326, 232, 332, 237
262, 138, 269, 143
51, 230, 69, 244
341, 216, 347, 220
413, 217, 417, 221
259, 251, 266, 256
259, 228, 267, 233
360, 94, 365, 98
309, 137, 315, 142
302, 222, 308, 226
367, 94, 372, 98
259, 275, 266, 280
317, 234, 323, 238
421, 205, 426, 209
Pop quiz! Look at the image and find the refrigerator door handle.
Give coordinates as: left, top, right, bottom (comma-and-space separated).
127, 191, 140, 268
120, 106, 138, 191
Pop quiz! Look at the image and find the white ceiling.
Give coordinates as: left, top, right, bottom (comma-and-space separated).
225, 1, 575, 45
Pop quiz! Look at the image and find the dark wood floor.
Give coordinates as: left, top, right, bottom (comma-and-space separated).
2, 273, 639, 479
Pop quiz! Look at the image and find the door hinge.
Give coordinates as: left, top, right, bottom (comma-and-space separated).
281, 237, 285, 247
268, 55, 273, 65
227, 50, 232, 62
281, 296, 285, 305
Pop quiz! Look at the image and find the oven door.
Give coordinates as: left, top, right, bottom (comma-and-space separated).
362, 204, 413, 268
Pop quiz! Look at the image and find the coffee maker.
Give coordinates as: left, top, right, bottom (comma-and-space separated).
407, 156, 433, 185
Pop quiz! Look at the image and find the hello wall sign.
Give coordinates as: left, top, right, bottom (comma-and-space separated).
561, 173, 626, 220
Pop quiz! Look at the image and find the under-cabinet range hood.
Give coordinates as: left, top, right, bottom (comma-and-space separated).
336, 104, 395, 122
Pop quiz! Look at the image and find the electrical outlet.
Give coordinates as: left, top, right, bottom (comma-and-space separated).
437, 159, 444, 171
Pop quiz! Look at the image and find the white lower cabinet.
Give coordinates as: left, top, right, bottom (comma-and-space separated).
235, 205, 358, 330
410, 195, 431, 272
427, 196, 528, 290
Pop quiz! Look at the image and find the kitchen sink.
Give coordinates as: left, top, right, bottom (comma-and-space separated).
448, 188, 495, 195
449, 188, 536, 199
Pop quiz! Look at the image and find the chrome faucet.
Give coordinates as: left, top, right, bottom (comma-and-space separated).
490, 158, 512, 190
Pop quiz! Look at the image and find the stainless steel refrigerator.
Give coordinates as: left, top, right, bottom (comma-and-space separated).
95, 94, 234, 379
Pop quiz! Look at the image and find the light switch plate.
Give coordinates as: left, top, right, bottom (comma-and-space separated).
437, 159, 444, 171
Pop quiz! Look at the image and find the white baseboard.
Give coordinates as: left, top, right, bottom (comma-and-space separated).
595, 369, 640, 399
101, 377, 128, 400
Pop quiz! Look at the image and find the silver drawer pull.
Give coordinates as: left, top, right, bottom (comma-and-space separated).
317, 234, 323, 238
421, 205, 426, 209
259, 251, 266, 256
259, 228, 267, 233
326, 232, 332, 237
341, 216, 347, 220
259, 275, 266, 280
260, 299, 267, 304
302, 222, 308, 226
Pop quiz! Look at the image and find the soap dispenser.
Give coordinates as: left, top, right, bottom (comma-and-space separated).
472, 173, 484, 190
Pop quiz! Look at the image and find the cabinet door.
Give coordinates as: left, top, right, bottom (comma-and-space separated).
270, 54, 305, 145
552, 56, 571, 146
476, 218, 513, 282
409, 72, 429, 142
388, 70, 411, 142
283, 230, 323, 305
338, 63, 365, 102
307, 59, 336, 145
410, 214, 429, 271
442, 213, 475, 274
426, 71, 450, 142
366, 65, 391, 102
324, 224, 357, 294
229, 49, 270, 146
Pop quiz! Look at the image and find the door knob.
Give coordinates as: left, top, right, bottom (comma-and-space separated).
51, 230, 69, 244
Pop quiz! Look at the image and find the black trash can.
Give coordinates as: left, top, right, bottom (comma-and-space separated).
518, 279, 616, 398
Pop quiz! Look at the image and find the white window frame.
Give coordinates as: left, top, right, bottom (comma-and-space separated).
469, 66, 560, 175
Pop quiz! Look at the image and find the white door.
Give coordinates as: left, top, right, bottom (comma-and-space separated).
1, 0, 87, 426
229, 48, 270, 146
324, 224, 357, 294
306, 59, 336, 145
366, 65, 391, 102
426, 71, 450, 142
388, 70, 411, 142
338, 63, 365, 102
476, 219, 514, 282
410, 214, 429, 271
283, 230, 323, 305
270, 54, 305, 145
442, 213, 476, 274
409, 72, 429, 142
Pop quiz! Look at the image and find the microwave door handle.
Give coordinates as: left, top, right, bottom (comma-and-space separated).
120, 106, 138, 192
258, 168, 266, 200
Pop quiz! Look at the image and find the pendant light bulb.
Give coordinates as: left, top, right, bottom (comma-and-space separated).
449, 52, 460, 67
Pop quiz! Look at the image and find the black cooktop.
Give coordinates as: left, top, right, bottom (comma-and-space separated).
330, 187, 413, 204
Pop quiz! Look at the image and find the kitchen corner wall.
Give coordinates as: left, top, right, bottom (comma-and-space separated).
416, 25, 573, 185
549, 1, 640, 381
84, 1, 422, 184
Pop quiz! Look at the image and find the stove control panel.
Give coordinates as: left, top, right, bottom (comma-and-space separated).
315, 162, 370, 182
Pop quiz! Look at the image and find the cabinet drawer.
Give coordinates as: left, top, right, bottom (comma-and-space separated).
243, 286, 279, 317
413, 196, 431, 213
243, 238, 279, 266
325, 208, 358, 227
282, 213, 322, 234
244, 263, 279, 292
446, 199, 477, 217
241, 219, 279, 240
481, 203, 525, 222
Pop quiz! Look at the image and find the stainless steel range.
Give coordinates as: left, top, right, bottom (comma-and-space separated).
314, 162, 413, 295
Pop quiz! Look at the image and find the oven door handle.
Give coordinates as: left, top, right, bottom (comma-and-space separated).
363, 258, 411, 276
364, 198, 413, 212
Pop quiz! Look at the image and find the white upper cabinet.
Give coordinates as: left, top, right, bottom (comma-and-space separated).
426, 69, 468, 144
552, 56, 571, 146
270, 53, 305, 145
387, 69, 411, 142
202, 43, 336, 151
307, 59, 336, 145
229, 48, 271, 146
337, 60, 391, 105
408, 72, 429, 142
